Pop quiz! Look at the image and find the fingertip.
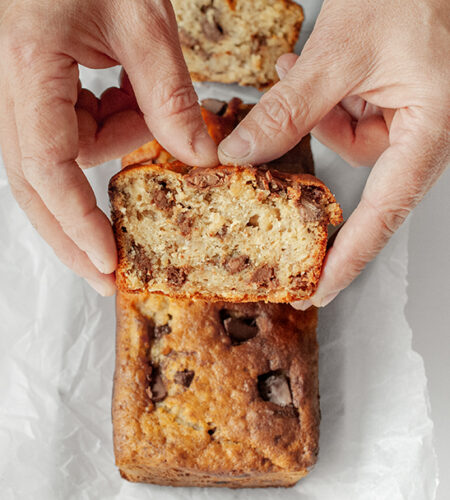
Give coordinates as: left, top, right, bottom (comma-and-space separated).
275, 53, 299, 79
191, 128, 219, 167
85, 275, 116, 297
218, 126, 254, 165
291, 300, 312, 311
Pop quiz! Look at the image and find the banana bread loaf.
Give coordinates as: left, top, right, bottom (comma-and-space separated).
112, 292, 319, 487
172, 0, 304, 88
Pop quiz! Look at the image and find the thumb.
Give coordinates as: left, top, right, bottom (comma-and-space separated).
218, 37, 363, 165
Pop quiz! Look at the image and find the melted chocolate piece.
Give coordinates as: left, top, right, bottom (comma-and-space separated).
174, 369, 195, 388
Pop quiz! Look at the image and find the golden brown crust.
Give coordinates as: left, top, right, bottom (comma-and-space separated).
113, 292, 319, 487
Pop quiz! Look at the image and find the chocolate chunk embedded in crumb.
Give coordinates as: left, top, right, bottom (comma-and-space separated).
174, 369, 195, 388
251, 264, 278, 288
221, 311, 259, 344
258, 371, 293, 407
167, 266, 189, 287
154, 324, 171, 338
148, 366, 167, 402
153, 182, 174, 211
131, 242, 152, 284
225, 255, 250, 274
177, 212, 194, 237
185, 171, 226, 189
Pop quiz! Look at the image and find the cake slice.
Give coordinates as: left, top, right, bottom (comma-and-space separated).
172, 0, 304, 88
110, 98, 342, 302
112, 292, 319, 487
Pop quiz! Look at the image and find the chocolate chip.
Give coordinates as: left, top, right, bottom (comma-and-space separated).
220, 310, 258, 344
224, 255, 250, 274
154, 324, 171, 338
201, 98, 228, 116
148, 366, 167, 402
201, 9, 224, 42
153, 181, 174, 211
177, 212, 194, 236
258, 371, 293, 407
250, 265, 278, 288
174, 369, 195, 388
131, 242, 152, 284
121, 226, 127, 233
301, 185, 324, 204
207, 427, 216, 436
185, 171, 225, 189
167, 266, 188, 287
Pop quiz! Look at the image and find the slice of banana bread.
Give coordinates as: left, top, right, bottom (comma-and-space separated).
112, 292, 319, 487
109, 162, 341, 302
110, 98, 342, 302
172, 0, 304, 88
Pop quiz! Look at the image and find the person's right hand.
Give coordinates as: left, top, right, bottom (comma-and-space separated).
0, 0, 217, 295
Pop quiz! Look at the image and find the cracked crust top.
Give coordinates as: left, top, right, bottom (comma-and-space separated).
112, 292, 319, 486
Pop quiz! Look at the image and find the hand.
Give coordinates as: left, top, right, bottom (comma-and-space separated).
218, 0, 450, 308
0, 0, 217, 295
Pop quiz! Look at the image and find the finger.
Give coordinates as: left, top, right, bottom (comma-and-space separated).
312, 101, 390, 167
218, 25, 366, 165
306, 108, 449, 307
0, 94, 115, 296
107, 1, 217, 167
8, 49, 117, 275
76, 84, 152, 168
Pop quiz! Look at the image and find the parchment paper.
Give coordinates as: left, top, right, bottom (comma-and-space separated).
0, 1, 437, 498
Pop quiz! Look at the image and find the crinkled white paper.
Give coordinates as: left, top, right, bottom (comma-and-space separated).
0, 1, 437, 498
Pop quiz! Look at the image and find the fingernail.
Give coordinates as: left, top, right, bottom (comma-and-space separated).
87, 252, 109, 274
193, 129, 216, 157
275, 64, 288, 80
319, 291, 339, 307
219, 127, 253, 162
291, 300, 312, 311
85, 278, 111, 297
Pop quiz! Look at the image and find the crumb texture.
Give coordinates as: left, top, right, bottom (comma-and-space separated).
110, 165, 342, 302
112, 292, 320, 487
172, 0, 304, 88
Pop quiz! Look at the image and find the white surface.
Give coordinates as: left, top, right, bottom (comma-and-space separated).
0, 0, 448, 498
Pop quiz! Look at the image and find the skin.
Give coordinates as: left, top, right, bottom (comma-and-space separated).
219, 0, 450, 308
1, 0, 449, 303
0, 0, 217, 295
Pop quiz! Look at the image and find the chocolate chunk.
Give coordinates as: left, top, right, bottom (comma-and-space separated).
201, 98, 228, 116
251, 264, 278, 288
186, 171, 225, 189
174, 369, 195, 388
177, 212, 194, 237
153, 182, 174, 211
258, 371, 293, 407
207, 427, 216, 436
225, 255, 250, 274
121, 226, 127, 233
148, 366, 167, 402
301, 185, 324, 204
220, 310, 258, 344
167, 266, 188, 287
131, 242, 152, 284
154, 324, 171, 338
201, 9, 224, 42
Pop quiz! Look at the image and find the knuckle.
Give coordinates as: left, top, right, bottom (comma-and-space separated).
361, 194, 411, 237
151, 82, 198, 119
257, 86, 308, 140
